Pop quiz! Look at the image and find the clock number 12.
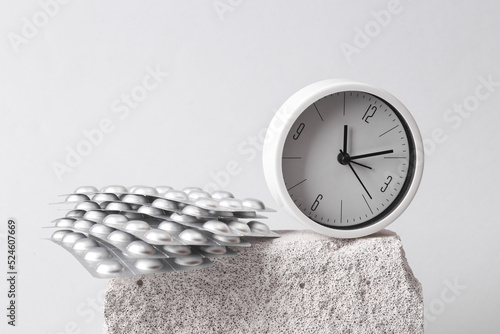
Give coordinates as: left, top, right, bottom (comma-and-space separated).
362, 104, 377, 123
311, 194, 323, 211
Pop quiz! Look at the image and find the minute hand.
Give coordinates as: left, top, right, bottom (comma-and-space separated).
350, 149, 394, 160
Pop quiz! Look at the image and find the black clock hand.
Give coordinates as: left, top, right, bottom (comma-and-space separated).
348, 161, 372, 199
350, 149, 394, 160
339, 150, 372, 199
351, 161, 372, 170
343, 125, 348, 154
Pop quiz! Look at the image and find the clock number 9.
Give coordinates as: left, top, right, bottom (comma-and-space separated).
362, 104, 377, 123
293, 123, 305, 140
311, 194, 323, 211
380, 176, 393, 192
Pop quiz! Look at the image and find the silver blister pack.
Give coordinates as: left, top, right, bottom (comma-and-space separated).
48, 185, 280, 279
47, 219, 239, 259
58, 185, 276, 213
52, 213, 254, 247
50, 230, 213, 278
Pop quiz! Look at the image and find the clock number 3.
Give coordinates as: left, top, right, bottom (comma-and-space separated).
293, 123, 305, 140
380, 176, 393, 192
362, 104, 377, 123
311, 194, 323, 211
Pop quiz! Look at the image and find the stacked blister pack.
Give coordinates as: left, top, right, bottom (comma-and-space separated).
47, 185, 279, 278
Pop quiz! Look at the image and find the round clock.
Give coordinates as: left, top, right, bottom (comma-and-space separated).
263, 79, 424, 238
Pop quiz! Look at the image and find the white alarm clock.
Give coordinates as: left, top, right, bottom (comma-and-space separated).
263, 80, 424, 238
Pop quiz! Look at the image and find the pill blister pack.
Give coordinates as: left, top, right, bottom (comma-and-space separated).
47, 185, 280, 278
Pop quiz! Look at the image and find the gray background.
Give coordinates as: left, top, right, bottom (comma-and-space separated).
1, 0, 499, 333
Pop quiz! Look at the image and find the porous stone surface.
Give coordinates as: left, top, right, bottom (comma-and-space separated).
104, 230, 423, 334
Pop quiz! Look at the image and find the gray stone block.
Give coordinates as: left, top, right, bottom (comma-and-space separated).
104, 229, 423, 333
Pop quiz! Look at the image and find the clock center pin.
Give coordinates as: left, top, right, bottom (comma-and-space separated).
337, 150, 351, 165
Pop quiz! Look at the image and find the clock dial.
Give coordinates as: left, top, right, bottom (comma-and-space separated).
282, 91, 415, 229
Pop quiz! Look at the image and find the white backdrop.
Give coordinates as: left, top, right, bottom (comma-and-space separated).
1, 1, 499, 333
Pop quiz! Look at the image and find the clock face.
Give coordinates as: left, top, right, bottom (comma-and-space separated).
281, 91, 415, 229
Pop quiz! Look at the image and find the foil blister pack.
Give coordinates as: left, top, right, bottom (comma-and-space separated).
48, 185, 280, 278
51, 230, 213, 278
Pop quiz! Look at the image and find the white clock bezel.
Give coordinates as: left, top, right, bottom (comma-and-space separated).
263, 79, 424, 238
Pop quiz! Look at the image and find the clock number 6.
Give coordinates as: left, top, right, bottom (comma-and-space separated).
362, 104, 377, 123
311, 194, 323, 211
293, 123, 305, 140
380, 176, 393, 192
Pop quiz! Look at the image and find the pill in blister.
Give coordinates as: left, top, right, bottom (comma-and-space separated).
179, 229, 208, 243
228, 221, 251, 234
51, 229, 72, 242
137, 205, 165, 217
124, 220, 150, 232
84, 247, 112, 261
182, 205, 210, 217
74, 186, 99, 194
144, 229, 172, 243
155, 186, 173, 195
164, 190, 189, 202
105, 202, 133, 211
126, 240, 156, 256
170, 213, 198, 224
72, 219, 95, 232
62, 232, 86, 247
121, 194, 150, 206
92, 193, 120, 203
89, 223, 115, 236
73, 238, 99, 251
83, 210, 108, 223
163, 245, 191, 255
248, 221, 271, 234
65, 194, 90, 203
194, 198, 219, 210
158, 221, 184, 232
66, 210, 85, 218
95, 259, 124, 275
241, 198, 266, 210
213, 234, 241, 244
211, 190, 234, 200
188, 190, 211, 201
127, 185, 141, 192
54, 218, 76, 228
134, 258, 164, 272
151, 198, 178, 211
174, 256, 204, 266
131, 186, 158, 196
218, 198, 243, 210
182, 187, 202, 194
107, 230, 135, 243
100, 185, 128, 194
75, 201, 101, 211
102, 214, 129, 227
200, 245, 227, 255
202, 220, 231, 234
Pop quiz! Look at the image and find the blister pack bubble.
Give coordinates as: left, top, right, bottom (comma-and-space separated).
48, 185, 280, 278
